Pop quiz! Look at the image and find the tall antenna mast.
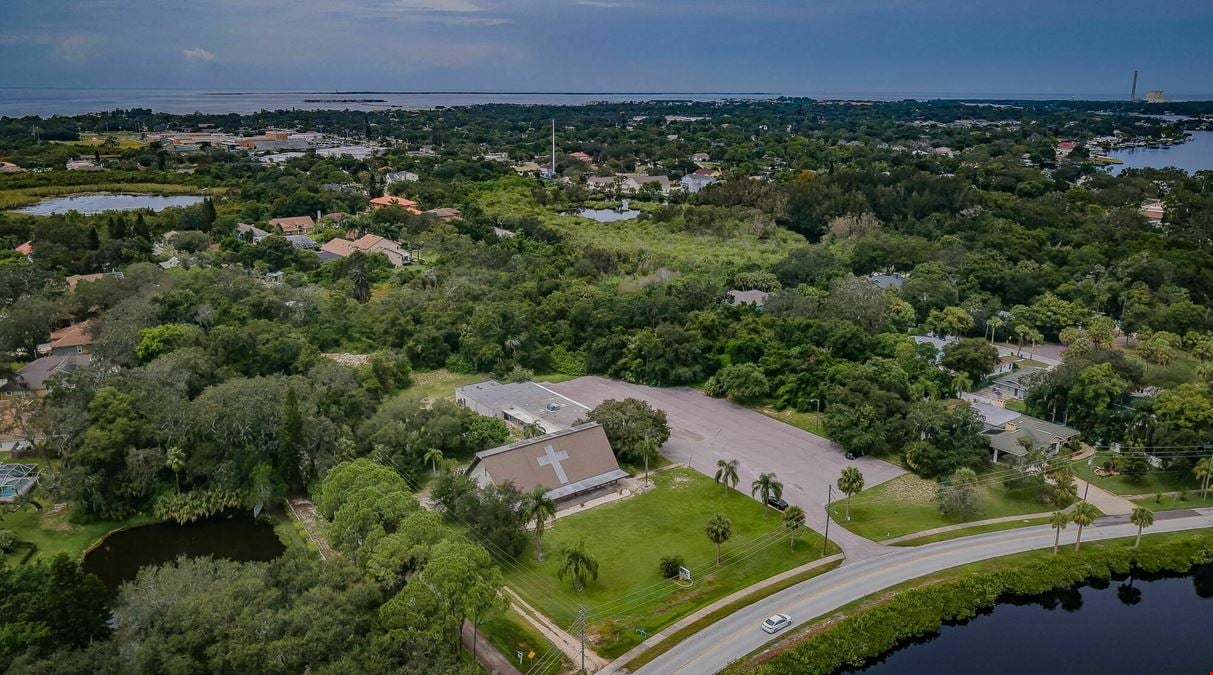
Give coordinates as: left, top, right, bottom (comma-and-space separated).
550, 118, 556, 179
1130, 70, 1138, 102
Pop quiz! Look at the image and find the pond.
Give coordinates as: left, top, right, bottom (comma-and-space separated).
82, 515, 285, 593
849, 566, 1213, 674
1105, 130, 1213, 175
16, 193, 206, 216
569, 200, 641, 222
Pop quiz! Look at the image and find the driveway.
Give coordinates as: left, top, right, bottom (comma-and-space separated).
544, 377, 905, 559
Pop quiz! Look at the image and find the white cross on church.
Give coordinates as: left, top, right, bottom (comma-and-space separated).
537, 445, 570, 484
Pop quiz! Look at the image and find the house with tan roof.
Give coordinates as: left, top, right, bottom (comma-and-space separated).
318, 234, 411, 267
424, 207, 462, 221
465, 423, 628, 502
40, 321, 94, 357
268, 215, 316, 235
369, 195, 422, 214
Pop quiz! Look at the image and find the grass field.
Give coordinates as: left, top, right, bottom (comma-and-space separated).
478, 607, 570, 675
1, 503, 156, 565
1132, 492, 1213, 512
832, 472, 1058, 541
890, 516, 1053, 546
1074, 450, 1203, 496
756, 407, 829, 439
476, 182, 805, 270
504, 467, 836, 658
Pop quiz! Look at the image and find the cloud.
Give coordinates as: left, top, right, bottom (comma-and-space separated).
0, 33, 102, 62
183, 47, 217, 62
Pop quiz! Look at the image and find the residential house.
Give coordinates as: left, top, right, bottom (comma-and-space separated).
568, 151, 593, 163
369, 195, 422, 214
693, 167, 721, 177
423, 207, 462, 221
269, 215, 316, 235
990, 366, 1046, 401
867, 272, 905, 290
40, 321, 94, 356
1140, 200, 1165, 223
969, 400, 1079, 463
680, 173, 718, 193
456, 380, 590, 434
0, 354, 90, 399
0, 161, 24, 173
64, 272, 122, 293
690, 152, 711, 162
65, 159, 102, 171
1056, 140, 1077, 157
384, 170, 419, 184
15, 241, 33, 257
284, 235, 317, 250
585, 175, 619, 191
236, 222, 270, 243
159, 256, 182, 269
726, 289, 770, 307
620, 174, 671, 194
513, 162, 543, 175
319, 234, 411, 267
464, 424, 627, 503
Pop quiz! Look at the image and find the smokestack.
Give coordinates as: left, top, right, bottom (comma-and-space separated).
1130, 70, 1138, 102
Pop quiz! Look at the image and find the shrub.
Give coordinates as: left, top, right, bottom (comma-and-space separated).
0, 529, 16, 553
659, 556, 685, 579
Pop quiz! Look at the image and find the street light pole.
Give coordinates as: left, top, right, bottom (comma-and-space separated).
823, 484, 833, 556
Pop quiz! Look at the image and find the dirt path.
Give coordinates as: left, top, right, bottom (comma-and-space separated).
287, 498, 337, 560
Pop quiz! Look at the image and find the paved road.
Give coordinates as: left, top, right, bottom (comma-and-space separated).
636, 510, 1213, 675
547, 377, 905, 559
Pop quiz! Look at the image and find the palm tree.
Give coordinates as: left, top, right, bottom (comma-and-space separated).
557, 540, 599, 592
714, 458, 739, 496
521, 487, 557, 562
988, 316, 1004, 344
1130, 506, 1155, 548
1194, 457, 1213, 499
837, 467, 865, 521
1049, 510, 1069, 555
751, 473, 784, 517
636, 438, 659, 486
782, 506, 806, 552
423, 447, 444, 476
705, 514, 733, 564
1071, 501, 1099, 552
166, 446, 186, 493
952, 372, 972, 395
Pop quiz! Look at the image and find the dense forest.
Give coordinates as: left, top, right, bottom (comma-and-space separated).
2, 98, 1213, 671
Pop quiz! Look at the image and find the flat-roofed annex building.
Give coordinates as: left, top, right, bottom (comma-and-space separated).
456, 380, 588, 434
465, 423, 628, 502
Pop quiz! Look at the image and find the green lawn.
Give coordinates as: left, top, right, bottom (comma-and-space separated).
504, 467, 836, 658
1074, 451, 1202, 496
756, 407, 829, 439
1, 502, 156, 565
1132, 492, 1213, 512
833, 473, 1059, 541
478, 607, 570, 675
890, 516, 1053, 546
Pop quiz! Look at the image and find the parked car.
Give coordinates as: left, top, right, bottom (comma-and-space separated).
766, 496, 789, 511
761, 613, 792, 634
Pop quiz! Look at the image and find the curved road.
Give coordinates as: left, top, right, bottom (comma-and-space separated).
635, 510, 1213, 675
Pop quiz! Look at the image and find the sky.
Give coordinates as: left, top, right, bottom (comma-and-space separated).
1, 0, 1212, 97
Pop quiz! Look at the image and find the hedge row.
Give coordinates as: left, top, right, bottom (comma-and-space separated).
729, 533, 1213, 675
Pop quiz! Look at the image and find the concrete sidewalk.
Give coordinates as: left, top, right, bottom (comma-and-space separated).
502, 587, 608, 672
882, 510, 1058, 545
598, 553, 844, 675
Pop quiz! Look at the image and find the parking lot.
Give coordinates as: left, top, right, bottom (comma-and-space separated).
545, 376, 905, 551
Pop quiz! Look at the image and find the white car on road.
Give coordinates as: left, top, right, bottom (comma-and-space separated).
761, 613, 792, 634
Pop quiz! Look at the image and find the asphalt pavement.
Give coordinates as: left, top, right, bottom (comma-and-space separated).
546, 376, 904, 559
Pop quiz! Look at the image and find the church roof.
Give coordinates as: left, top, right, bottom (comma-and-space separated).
466, 423, 627, 500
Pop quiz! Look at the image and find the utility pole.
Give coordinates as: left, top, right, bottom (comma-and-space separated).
550, 118, 556, 180
1130, 70, 1139, 102
823, 484, 833, 556
574, 606, 588, 673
